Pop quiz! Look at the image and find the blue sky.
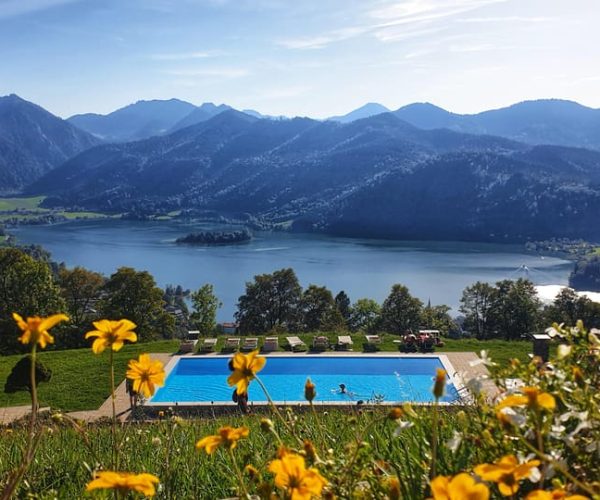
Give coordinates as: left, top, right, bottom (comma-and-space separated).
1, 0, 598, 118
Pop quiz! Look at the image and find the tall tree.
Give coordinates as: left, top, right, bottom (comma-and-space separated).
100, 267, 175, 341
0, 248, 65, 354
544, 287, 600, 328
58, 266, 105, 327
420, 302, 454, 335
334, 291, 351, 324
190, 284, 222, 334
301, 285, 344, 332
236, 268, 302, 334
380, 284, 422, 334
490, 279, 542, 340
349, 298, 381, 333
459, 282, 496, 339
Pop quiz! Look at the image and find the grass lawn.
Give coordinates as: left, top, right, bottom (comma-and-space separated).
0, 196, 46, 211
0, 340, 178, 412
57, 210, 108, 220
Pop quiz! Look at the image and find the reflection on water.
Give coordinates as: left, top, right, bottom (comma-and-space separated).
12, 220, 573, 320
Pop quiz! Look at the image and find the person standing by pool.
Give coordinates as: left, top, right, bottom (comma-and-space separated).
231, 389, 250, 414
126, 378, 138, 409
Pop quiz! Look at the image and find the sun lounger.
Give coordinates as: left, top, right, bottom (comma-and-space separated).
241, 337, 259, 351
337, 335, 353, 350
263, 336, 279, 352
223, 337, 241, 352
200, 337, 218, 352
286, 336, 307, 352
364, 335, 381, 351
187, 330, 200, 340
312, 335, 329, 351
179, 339, 197, 354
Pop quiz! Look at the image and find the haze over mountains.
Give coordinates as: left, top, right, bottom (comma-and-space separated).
2, 93, 600, 242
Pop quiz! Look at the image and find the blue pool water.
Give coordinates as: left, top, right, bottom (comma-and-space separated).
150, 356, 459, 404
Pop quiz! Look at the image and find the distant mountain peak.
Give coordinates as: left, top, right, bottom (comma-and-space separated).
329, 102, 390, 123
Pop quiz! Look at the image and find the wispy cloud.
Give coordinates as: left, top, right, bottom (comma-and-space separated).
369, 0, 507, 28
278, 0, 509, 50
457, 16, 554, 23
150, 51, 219, 61
165, 67, 250, 78
277, 26, 368, 50
0, 0, 81, 19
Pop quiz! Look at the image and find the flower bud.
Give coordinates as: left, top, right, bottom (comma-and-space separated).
433, 369, 446, 399
260, 418, 274, 433
303, 440, 317, 462
388, 407, 403, 420
387, 476, 401, 500
244, 464, 259, 480
304, 378, 316, 402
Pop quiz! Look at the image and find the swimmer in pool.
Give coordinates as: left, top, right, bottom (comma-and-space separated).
339, 383, 347, 394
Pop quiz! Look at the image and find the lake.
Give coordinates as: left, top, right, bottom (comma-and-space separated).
12, 220, 573, 320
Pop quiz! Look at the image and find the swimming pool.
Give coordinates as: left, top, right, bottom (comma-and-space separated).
149, 355, 460, 405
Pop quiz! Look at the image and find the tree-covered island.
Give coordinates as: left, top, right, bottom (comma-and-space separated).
175, 228, 252, 245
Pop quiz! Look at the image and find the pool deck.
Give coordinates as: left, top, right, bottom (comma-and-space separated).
1, 351, 497, 424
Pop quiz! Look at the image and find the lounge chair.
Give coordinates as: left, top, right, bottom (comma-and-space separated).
337, 335, 353, 350
263, 336, 279, 352
223, 337, 241, 352
364, 335, 381, 351
200, 337, 218, 353
286, 336, 307, 352
241, 337, 259, 351
187, 330, 200, 341
312, 335, 329, 351
179, 339, 197, 354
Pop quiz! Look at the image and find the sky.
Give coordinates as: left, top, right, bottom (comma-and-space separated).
0, 0, 599, 119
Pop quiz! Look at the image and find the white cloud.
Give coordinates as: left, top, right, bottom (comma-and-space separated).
165, 67, 250, 78
0, 0, 80, 19
457, 16, 554, 23
150, 51, 218, 61
278, 0, 509, 50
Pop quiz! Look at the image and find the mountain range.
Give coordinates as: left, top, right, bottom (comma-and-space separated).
0, 94, 99, 194
2, 93, 600, 242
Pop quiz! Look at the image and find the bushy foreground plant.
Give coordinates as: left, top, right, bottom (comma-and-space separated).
1, 312, 598, 499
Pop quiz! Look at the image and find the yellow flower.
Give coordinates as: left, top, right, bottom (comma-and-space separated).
196, 426, 249, 454
304, 378, 316, 402
268, 452, 327, 500
474, 455, 540, 496
85, 319, 137, 354
430, 473, 489, 500
126, 354, 165, 398
526, 489, 589, 500
13, 312, 69, 349
86, 471, 159, 497
433, 368, 447, 399
226, 350, 266, 395
496, 387, 556, 412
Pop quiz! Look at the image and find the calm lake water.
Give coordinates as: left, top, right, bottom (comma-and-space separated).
12, 220, 572, 320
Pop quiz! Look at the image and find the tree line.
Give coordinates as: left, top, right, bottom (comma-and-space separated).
2, 246, 600, 354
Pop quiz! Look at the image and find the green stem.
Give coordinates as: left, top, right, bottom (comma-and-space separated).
228, 448, 250, 499
255, 376, 302, 446
0, 345, 40, 500
430, 398, 439, 479
110, 349, 117, 469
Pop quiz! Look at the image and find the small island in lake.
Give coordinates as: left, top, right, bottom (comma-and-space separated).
175, 228, 252, 245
